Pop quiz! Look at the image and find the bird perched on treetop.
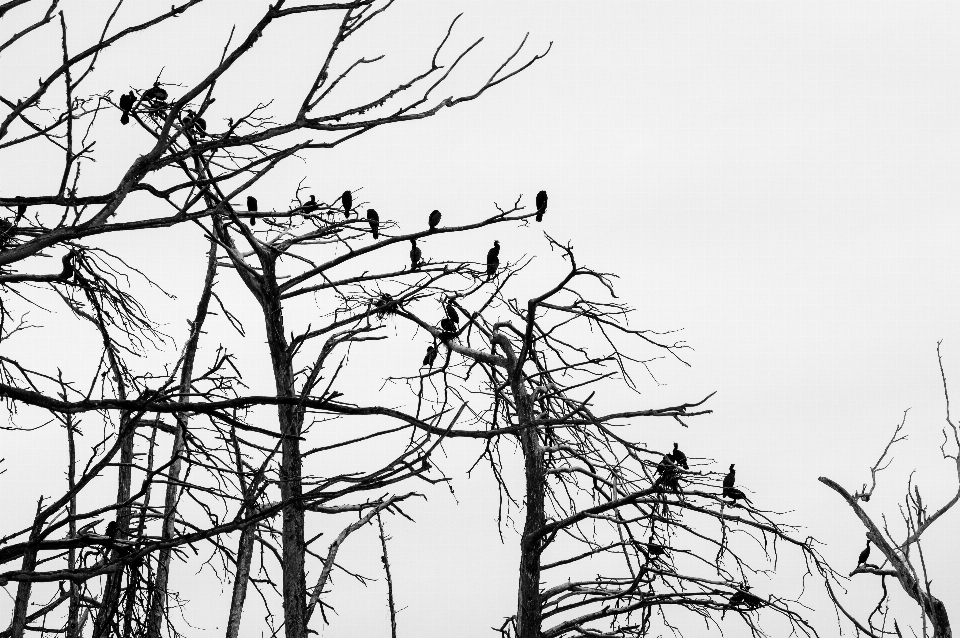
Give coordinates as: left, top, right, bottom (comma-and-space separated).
428, 209, 441, 232
486, 240, 500, 278
423, 344, 438, 367
342, 190, 352, 216
535, 190, 548, 222
723, 464, 736, 490
142, 84, 167, 103
119, 90, 135, 125
410, 239, 422, 270
857, 539, 871, 567
366, 209, 379, 239
246, 196, 258, 226
671, 442, 688, 469
302, 194, 319, 214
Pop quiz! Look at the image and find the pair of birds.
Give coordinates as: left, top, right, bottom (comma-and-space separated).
722, 464, 751, 504
422, 300, 462, 366
655, 443, 688, 491
408, 238, 500, 277
118, 84, 169, 124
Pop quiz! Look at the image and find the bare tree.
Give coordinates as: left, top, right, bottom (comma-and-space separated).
819, 343, 956, 638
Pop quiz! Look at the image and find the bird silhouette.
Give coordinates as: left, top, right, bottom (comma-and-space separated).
723, 464, 736, 490
535, 190, 548, 222
428, 209, 441, 232
723, 486, 752, 505
105, 521, 118, 538
302, 195, 319, 214
246, 196, 258, 226
446, 300, 460, 325
729, 587, 765, 609
119, 90, 135, 125
486, 240, 500, 278
182, 110, 206, 136
671, 442, 688, 469
366, 209, 379, 239
342, 190, 352, 216
423, 344, 438, 367
16, 201, 26, 216
142, 84, 167, 103
857, 540, 871, 567
374, 293, 396, 318
655, 455, 680, 492
410, 239, 422, 270
440, 317, 456, 333
0, 219, 14, 250
647, 537, 668, 557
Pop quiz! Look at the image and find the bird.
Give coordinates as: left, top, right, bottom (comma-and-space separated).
671, 443, 688, 470
16, 200, 26, 216
182, 110, 206, 136
445, 300, 460, 325
423, 345, 438, 367
60, 250, 75, 281
105, 521, 118, 538
119, 90, 135, 125
410, 239, 422, 270
857, 540, 871, 567
246, 195, 258, 226
729, 587, 765, 610
723, 486, 752, 505
301, 195, 319, 214
486, 240, 500, 278
366, 209, 379, 239
428, 209, 441, 232
723, 464, 736, 490
374, 293, 396, 318
141, 84, 167, 103
655, 455, 680, 492
0, 219, 13, 250
440, 317, 456, 333
535, 190, 547, 222
647, 537, 668, 557
342, 190, 352, 216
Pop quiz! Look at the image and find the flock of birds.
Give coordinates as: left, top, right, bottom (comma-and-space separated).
655, 443, 752, 506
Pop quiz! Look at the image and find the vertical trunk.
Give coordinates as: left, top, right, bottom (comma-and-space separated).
516, 426, 545, 638
67, 416, 80, 638
224, 510, 257, 638
8, 530, 39, 638
147, 239, 218, 638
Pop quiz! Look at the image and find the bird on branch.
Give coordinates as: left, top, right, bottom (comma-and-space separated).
105, 521, 118, 538
141, 84, 168, 104
646, 537, 668, 558
374, 293, 397, 318
366, 209, 379, 239
342, 190, 352, 217
857, 539, 871, 567
182, 109, 206, 137
428, 209, 441, 232
118, 90, 135, 125
723, 464, 736, 490
423, 344, 438, 367
410, 239, 422, 270
246, 195, 258, 226
671, 442, 688, 469
535, 190, 547, 222
301, 194, 319, 215
729, 586, 766, 610
445, 299, 460, 325
486, 240, 500, 278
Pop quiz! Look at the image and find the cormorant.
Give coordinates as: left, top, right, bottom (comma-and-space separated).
671, 442, 688, 469
723, 486, 752, 504
423, 344, 438, 367
486, 240, 500, 278
60, 250, 75, 281
647, 537, 668, 557
440, 317, 456, 333
428, 209, 441, 232
729, 588, 765, 609
445, 300, 460, 325
142, 84, 167, 103
105, 521, 118, 538
535, 190, 547, 222
655, 455, 680, 492
342, 190, 352, 216
247, 195, 258, 226
302, 195, 319, 214
857, 540, 871, 567
723, 464, 736, 490
410, 239, 422, 270
119, 90, 135, 125
366, 209, 379, 239
182, 110, 206, 136
16, 200, 26, 216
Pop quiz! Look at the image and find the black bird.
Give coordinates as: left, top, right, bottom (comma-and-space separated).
374, 293, 396, 318
723, 464, 736, 490
423, 344, 438, 367
119, 90, 135, 125
182, 110, 206, 136
440, 317, 456, 333
16, 200, 26, 216
0, 218, 14, 250
729, 588, 765, 610
342, 190, 352, 216
428, 209, 441, 232
445, 300, 460, 325
410, 239, 422, 270
671, 442, 688, 470
535, 190, 548, 222
105, 521, 118, 538
366, 209, 379, 239
302, 195, 319, 214
723, 486, 752, 505
647, 537, 668, 557
857, 540, 871, 567
655, 455, 680, 492
142, 84, 167, 103
247, 195, 258, 226
486, 240, 500, 278
60, 250, 75, 281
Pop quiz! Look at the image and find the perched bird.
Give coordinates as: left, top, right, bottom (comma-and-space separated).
366, 209, 379, 239
671, 442, 688, 470
142, 84, 168, 103
16, 200, 26, 216
0, 218, 13, 249
440, 317, 456, 333
302, 194, 319, 214
423, 344, 438, 367
374, 293, 396, 318
410, 239, 422, 270
342, 190, 352, 216
118, 90, 135, 125
655, 455, 680, 492
60, 250, 75, 281
105, 521, 118, 538
723, 486, 752, 505
729, 587, 765, 610
647, 537, 668, 557
246, 195, 258, 226
535, 190, 548, 222
428, 209, 441, 232
182, 110, 206, 136
857, 540, 871, 567
486, 240, 500, 278
723, 464, 736, 490
445, 300, 460, 325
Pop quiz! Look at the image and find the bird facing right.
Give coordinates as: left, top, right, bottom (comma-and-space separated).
366, 209, 379, 239
535, 190, 548, 222
486, 240, 500, 278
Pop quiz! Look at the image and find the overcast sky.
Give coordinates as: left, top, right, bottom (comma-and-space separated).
2, 1, 959, 636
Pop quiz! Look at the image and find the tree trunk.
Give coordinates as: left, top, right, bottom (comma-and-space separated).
225, 510, 257, 638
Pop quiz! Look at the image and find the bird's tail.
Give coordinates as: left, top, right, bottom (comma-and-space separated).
121, 112, 129, 125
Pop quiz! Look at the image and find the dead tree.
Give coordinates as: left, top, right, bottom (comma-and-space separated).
819, 343, 956, 638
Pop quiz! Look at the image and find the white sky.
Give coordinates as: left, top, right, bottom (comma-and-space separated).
2, 1, 959, 636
